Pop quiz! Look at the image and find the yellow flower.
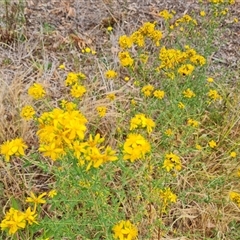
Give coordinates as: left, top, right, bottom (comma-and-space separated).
106, 93, 116, 101
200, 11, 206, 17
130, 113, 155, 134
28, 83, 46, 100
178, 64, 195, 76
183, 88, 196, 98
58, 64, 65, 69
178, 102, 185, 109
70, 84, 86, 98
105, 70, 117, 79
118, 51, 134, 67
124, 76, 130, 81
26, 192, 47, 205
0, 138, 27, 162
230, 151, 237, 158
96, 106, 107, 117
123, 134, 151, 162
163, 153, 182, 172
48, 189, 57, 198
187, 118, 199, 127
112, 220, 138, 240
159, 187, 177, 212
20, 105, 35, 120
207, 77, 214, 83
118, 35, 133, 49
0, 208, 26, 235
208, 89, 222, 101
153, 90, 165, 99
229, 191, 240, 208
196, 144, 202, 150
107, 26, 113, 31
141, 84, 154, 97
208, 140, 217, 148
165, 129, 173, 136
159, 10, 174, 20
65, 72, 86, 86
24, 207, 38, 225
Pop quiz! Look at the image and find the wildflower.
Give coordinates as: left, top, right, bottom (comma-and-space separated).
20, 105, 35, 120
159, 187, 177, 212
200, 11, 206, 17
187, 118, 199, 127
58, 64, 65, 69
229, 191, 240, 208
208, 89, 222, 101
230, 151, 237, 158
123, 134, 151, 162
124, 76, 130, 81
165, 129, 173, 136
82, 47, 91, 53
141, 85, 154, 97
26, 192, 47, 211
178, 64, 195, 76
130, 31, 145, 48
112, 220, 138, 240
24, 207, 38, 225
118, 51, 134, 67
105, 70, 117, 79
190, 54, 206, 66
70, 84, 86, 98
153, 90, 165, 99
130, 113, 155, 134
130, 31, 145, 47
163, 153, 181, 172
107, 93, 116, 101
207, 77, 214, 83
65, 72, 86, 86
0, 208, 26, 235
118, 35, 133, 49
183, 88, 196, 98
178, 102, 185, 109
196, 144, 202, 150
96, 106, 107, 117
159, 10, 174, 20
48, 189, 57, 198
0, 138, 27, 162
38, 142, 64, 160
208, 140, 217, 148
28, 83, 46, 100
107, 26, 113, 32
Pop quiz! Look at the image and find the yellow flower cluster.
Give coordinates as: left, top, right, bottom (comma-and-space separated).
20, 105, 36, 120
96, 106, 107, 117
112, 220, 138, 240
65, 72, 87, 99
123, 134, 151, 162
0, 138, 27, 162
163, 153, 182, 172
118, 51, 134, 67
0, 207, 37, 235
1, 190, 56, 235
208, 89, 222, 101
158, 46, 206, 76
159, 187, 177, 212
28, 83, 46, 100
130, 113, 156, 134
105, 70, 118, 79
183, 88, 196, 98
118, 21, 163, 49
187, 118, 199, 127
159, 9, 174, 20
174, 14, 198, 28
229, 191, 240, 207
38, 108, 117, 169
37, 108, 88, 160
